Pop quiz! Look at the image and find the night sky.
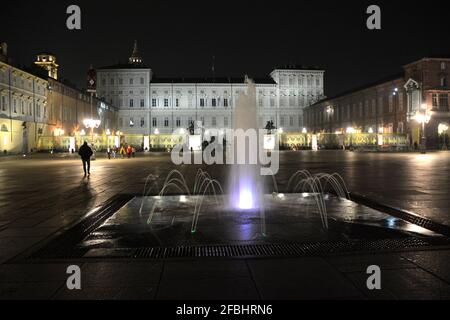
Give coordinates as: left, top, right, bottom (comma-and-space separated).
1, 0, 450, 96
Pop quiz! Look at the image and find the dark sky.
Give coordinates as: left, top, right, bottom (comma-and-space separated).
1, 0, 450, 96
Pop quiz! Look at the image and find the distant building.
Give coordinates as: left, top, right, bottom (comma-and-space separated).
304, 57, 450, 148
34, 53, 59, 80
0, 43, 118, 154
96, 41, 325, 147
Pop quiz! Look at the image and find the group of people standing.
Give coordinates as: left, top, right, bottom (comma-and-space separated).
106, 144, 136, 159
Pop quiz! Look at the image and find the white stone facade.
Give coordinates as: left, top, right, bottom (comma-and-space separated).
97, 46, 324, 136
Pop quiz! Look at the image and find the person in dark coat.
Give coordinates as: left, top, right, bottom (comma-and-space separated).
78, 141, 93, 176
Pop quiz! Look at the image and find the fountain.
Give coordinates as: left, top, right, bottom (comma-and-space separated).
228, 76, 263, 211
75, 77, 437, 255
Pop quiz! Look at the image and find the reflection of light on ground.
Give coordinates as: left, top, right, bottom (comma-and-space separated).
387, 217, 396, 228
277, 193, 285, 199
179, 195, 187, 203
403, 223, 431, 235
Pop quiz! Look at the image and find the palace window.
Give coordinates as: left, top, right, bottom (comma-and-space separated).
13, 99, 17, 113
140, 118, 145, 127
212, 98, 217, 107
388, 96, 393, 113
164, 117, 169, 127
129, 78, 134, 85
176, 117, 181, 127
439, 94, 449, 110
164, 99, 169, 107
224, 116, 229, 127
200, 98, 205, 107
140, 99, 145, 108
223, 98, 228, 107
441, 62, 447, 70
152, 99, 157, 107
432, 94, 439, 107
441, 77, 447, 87
129, 99, 134, 107
176, 99, 179, 107
152, 117, 157, 127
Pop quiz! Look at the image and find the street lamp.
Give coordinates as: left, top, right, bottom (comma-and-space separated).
83, 118, 101, 145
413, 104, 431, 153
346, 126, 355, 149
106, 129, 111, 152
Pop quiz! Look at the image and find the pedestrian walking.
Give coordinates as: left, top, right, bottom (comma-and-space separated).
78, 141, 93, 176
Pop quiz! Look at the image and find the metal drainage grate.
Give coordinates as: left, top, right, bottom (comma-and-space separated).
350, 192, 450, 237
127, 237, 450, 259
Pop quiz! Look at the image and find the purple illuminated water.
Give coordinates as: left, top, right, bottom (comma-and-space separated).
229, 77, 262, 210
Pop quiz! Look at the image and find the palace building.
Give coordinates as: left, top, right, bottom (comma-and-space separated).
0, 43, 117, 154
304, 57, 450, 148
96, 41, 325, 147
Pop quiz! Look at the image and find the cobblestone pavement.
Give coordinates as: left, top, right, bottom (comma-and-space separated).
0, 150, 449, 299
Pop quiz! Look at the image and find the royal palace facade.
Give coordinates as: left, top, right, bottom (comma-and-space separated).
96, 42, 325, 148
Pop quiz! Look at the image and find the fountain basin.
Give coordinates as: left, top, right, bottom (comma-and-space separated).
79, 193, 435, 251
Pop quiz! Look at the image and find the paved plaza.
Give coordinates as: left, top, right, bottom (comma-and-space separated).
0, 150, 449, 299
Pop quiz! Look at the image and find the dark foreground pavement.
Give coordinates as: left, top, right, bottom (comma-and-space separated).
0, 151, 449, 300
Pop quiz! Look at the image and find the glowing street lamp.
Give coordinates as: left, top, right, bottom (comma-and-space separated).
302, 128, 307, 134
414, 104, 431, 153
368, 127, 374, 134
346, 127, 355, 149
346, 127, 355, 134
83, 118, 101, 145
106, 129, 111, 151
